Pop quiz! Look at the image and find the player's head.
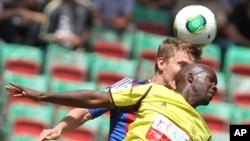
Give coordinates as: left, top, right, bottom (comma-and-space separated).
174, 63, 217, 108
154, 37, 202, 89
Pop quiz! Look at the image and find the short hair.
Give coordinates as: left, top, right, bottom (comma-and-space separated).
174, 63, 217, 86
154, 37, 203, 72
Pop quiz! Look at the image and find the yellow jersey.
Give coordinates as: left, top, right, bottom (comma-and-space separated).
109, 83, 211, 141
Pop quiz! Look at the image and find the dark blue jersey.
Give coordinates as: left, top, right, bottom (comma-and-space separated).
88, 77, 150, 141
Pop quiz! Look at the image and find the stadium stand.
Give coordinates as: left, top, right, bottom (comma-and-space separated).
226, 73, 250, 106
234, 105, 250, 124
55, 106, 109, 141
132, 31, 166, 59
132, 1, 174, 36
49, 77, 97, 93
89, 24, 122, 45
50, 77, 108, 141
211, 131, 230, 141
212, 71, 226, 102
136, 58, 155, 80
6, 100, 54, 140
198, 43, 221, 71
92, 41, 129, 59
2, 70, 48, 106
0, 43, 43, 75
196, 101, 234, 132
89, 54, 138, 91
45, 43, 89, 82
223, 44, 250, 76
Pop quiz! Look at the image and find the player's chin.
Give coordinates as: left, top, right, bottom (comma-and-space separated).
202, 98, 211, 106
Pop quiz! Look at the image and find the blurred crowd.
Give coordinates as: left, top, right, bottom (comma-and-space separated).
0, 0, 250, 71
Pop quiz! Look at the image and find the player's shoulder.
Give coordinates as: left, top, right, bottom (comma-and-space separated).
107, 77, 151, 92
149, 83, 173, 93
108, 77, 134, 88
109, 77, 150, 87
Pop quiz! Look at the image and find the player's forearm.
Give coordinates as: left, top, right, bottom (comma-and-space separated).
55, 119, 82, 135
0, 9, 18, 20
5, 82, 113, 108
62, 108, 92, 133
54, 108, 91, 133
37, 90, 112, 108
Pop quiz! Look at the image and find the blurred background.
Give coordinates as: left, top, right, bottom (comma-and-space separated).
1, 0, 250, 141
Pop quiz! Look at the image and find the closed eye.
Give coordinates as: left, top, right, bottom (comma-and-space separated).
207, 74, 217, 85
178, 61, 189, 68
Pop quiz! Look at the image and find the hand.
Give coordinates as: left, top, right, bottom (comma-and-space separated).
67, 34, 82, 47
4, 82, 41, 101
55, 34, 82, 47
113, 17, 128, 29
38, 128, 62, 141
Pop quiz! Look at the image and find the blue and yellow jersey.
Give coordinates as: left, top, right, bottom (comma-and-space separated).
88, 77, 150, 141
109, 83, 211, 141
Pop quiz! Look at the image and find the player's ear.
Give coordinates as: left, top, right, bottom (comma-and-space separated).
157, 57, 165, 71
187, 73, 194, 83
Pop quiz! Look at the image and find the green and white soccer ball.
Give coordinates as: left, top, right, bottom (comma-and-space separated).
174, 5, 217, 45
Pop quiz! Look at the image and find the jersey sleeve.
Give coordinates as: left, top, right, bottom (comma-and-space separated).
89, 77, 135, 118
109, 83, 152, 108
88, 108, 109, 118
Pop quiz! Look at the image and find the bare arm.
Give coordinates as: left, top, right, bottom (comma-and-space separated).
0, 8, 46, 23
57, 108, 92, 133
0, 8, 18, 20
38, 108, 92, 141
5, 82, 114, 109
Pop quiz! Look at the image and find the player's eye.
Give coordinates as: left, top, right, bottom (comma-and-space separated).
179, 62, 188, 68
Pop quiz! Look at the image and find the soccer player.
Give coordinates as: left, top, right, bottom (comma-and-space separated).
11, 37, 203, 141
38, 37, 202, 141
46, 37, 201, 141
5, 63, 217, 141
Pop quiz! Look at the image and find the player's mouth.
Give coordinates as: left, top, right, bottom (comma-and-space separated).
207, 91, 215, 99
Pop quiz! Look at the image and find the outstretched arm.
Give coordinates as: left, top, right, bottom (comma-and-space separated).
38, 108, 92, 141
5, 82, 114, 109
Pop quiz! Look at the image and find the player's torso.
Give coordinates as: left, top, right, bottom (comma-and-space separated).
124, 84, 211, 141
109, 110, 136, 141
108, 78, 151, 141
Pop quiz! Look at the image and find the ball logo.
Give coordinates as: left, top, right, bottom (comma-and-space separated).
174, 5, 217, 45
186, 15, 206, 34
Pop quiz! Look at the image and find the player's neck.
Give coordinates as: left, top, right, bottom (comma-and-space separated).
151, 75, 166, 86
151, 75, 175, 89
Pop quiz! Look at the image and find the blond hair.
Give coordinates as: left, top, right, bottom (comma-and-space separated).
155, 37, 203, 72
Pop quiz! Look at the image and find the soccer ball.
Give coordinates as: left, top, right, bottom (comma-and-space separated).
174, 5, 217, 45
